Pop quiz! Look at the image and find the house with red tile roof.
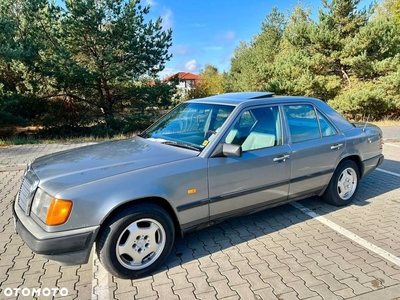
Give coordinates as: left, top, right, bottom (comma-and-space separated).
162, 72, 199, 96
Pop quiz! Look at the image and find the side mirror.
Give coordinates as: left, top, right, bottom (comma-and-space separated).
223, 143, 242, 157
210, 143, 242, 157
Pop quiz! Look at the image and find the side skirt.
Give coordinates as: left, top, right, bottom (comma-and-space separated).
180, 188, 323, 236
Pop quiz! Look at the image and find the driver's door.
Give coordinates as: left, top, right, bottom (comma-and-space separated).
207, 105, 291, 220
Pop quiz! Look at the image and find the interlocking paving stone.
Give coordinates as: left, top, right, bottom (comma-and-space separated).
310, 283, 343, 299
152, 283, 178, 300
201, 266, 225, 283
171, 286, 196, 300
253, 286, 276, 299
209, 279, 236, 298
190, 275, 215, 295
286, 279, 319, 299
230, 282, 257, 299
169, 271, 193, 291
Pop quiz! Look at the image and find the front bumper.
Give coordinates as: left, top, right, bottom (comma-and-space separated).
13, 196, 99, 265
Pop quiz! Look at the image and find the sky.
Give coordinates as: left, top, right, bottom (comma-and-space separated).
144, 0, 376, 79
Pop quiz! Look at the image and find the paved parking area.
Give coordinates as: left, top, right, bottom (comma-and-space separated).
0, 139, 399, 299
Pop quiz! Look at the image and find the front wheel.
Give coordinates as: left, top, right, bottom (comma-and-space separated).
321, 160, 360, 206
96, 204, 175, 279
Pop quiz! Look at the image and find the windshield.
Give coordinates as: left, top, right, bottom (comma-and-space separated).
141, 102, 235, 151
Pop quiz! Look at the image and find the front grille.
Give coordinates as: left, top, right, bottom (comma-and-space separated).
18, 166, 39, 214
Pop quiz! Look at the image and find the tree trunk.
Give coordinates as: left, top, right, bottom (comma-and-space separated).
341, 65, 351, 87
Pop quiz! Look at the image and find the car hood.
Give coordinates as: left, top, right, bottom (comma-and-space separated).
31, 137, 198, 195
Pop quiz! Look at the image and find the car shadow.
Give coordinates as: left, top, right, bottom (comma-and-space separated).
148, 163, 400, 278
380, 157, 400, 175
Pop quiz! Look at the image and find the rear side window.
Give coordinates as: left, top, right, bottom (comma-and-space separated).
284, 105, 320, 143
317, 111, 337, 137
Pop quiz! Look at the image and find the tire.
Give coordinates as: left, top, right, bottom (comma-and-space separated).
321, 160, 359, 206
96, 204, 175, 279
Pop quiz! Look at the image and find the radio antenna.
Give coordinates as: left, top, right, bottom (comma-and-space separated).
363, 114, 370, 132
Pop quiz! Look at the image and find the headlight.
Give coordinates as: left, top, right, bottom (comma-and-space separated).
31, 188, 73, 226
31, 188, 53, 221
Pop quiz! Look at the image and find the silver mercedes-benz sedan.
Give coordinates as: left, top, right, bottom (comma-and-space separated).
13, 92, 384, 278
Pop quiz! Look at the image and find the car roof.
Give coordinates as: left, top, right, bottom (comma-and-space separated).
187, 92, 322, 106
187, 92, 274, 105
187, 92, 354, 132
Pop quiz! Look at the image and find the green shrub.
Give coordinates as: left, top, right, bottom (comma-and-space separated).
328, 80, 400, 120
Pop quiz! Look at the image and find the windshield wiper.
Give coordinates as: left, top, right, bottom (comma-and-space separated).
162, 141, 200, 151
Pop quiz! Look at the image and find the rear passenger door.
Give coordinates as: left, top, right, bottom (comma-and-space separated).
284, 104, 346, 199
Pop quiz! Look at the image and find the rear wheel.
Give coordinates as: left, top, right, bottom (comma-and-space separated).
322, 160, 359, 206
96, 204, 175, 279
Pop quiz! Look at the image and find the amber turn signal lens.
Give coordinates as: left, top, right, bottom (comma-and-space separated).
45, 199, 73, 226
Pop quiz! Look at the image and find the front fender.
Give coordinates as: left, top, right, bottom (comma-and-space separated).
49, 157, 209, 232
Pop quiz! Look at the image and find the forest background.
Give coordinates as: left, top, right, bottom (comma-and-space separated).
1, 0, 399, 142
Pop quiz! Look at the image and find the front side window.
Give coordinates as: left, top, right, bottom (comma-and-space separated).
224, 106, 282, 151
141, 102, 235, 151
284, 104, 320, 143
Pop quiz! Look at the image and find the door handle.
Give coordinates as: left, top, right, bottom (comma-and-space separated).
330, 143, 343, 150
273, 154, 290, 162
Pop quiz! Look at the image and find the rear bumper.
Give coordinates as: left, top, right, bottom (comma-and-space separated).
13, 197, 99, 265
362, 154, 384, 178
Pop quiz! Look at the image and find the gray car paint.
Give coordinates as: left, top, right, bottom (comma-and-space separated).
32, 137, 198, 196
14, 92, 383, 266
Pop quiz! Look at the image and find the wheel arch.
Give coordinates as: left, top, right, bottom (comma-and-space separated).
319, 154, 363, 197
98, 197, 182, 238
338, 155, 363, 178
321, 156, 361, 205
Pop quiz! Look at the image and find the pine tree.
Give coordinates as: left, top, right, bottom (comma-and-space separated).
229, 7, 285, 91
0, 0, 175, 131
